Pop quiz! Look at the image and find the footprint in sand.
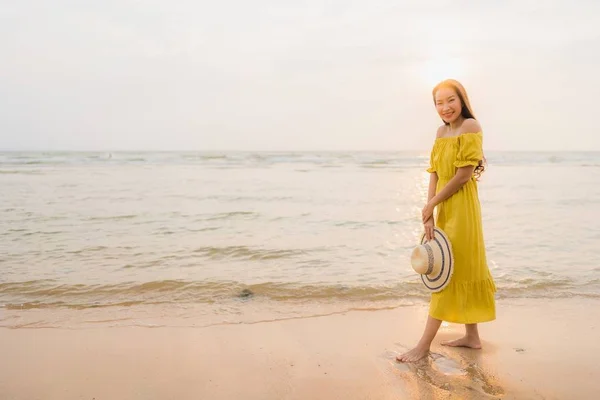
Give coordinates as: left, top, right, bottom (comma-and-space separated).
379, 349, 410, 371
385, 345, 463, 374
385, 347, 505, 398
431, 353, 466, 376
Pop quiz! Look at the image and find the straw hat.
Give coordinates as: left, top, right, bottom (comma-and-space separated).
411, 227, 454, 292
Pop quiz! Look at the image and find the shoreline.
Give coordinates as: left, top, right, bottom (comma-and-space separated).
1, 298, 599, 399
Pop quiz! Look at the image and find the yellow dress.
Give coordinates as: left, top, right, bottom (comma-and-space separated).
426, 132, 496, 324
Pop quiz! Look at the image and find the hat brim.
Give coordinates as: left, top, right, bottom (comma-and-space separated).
419, 227, 454, 293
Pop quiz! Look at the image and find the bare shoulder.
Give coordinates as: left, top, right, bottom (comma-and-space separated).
460, 118, 482, 134
436, 125, 447, 138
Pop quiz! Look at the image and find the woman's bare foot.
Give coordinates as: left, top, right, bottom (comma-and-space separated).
441, 336, 482, 349
396, 345, 430, 362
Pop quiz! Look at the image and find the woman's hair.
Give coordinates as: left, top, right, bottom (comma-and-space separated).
432, 79, 486, 179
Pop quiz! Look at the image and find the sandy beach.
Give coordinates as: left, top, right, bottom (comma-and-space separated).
2, 298, 598, 400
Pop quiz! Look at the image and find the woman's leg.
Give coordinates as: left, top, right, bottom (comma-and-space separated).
396, 315, 442, 362
441, 323, 482, 349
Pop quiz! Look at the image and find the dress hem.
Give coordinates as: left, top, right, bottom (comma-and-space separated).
428, 311, 496, 325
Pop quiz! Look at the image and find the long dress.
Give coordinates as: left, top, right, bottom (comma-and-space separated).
426, 132, 496, 324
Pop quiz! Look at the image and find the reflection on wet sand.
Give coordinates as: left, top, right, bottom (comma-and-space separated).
383, 345, 537, 399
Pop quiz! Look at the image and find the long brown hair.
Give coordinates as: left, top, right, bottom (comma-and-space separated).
432, 79, 486, 179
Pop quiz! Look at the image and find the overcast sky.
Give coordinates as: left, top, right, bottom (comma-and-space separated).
1, 1, 599, 151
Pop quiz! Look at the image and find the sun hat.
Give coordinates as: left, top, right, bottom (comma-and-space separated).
411, 227, 454, 292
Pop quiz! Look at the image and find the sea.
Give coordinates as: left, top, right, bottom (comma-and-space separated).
1, 151, 599, 329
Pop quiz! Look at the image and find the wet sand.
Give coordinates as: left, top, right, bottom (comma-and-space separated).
1, 298, 599, 399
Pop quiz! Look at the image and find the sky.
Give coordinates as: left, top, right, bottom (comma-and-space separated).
1, 0, 599, 152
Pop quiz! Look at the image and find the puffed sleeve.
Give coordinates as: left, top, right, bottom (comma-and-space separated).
454, 133, 483, 168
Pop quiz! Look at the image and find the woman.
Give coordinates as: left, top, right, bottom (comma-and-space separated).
397, 79, 496, 363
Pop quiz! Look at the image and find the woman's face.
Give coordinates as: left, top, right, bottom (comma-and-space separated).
434, 87, 462, 124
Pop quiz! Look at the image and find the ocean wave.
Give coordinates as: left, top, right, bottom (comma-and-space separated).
87, 214, 139, 221
191, 245, 307, 260
0, 169, 43, 174
199, 154, 228, 160
0, 279, 424, 306
1, 278, 598, 311
360, 160, 393, 168
203, 211, 259, 221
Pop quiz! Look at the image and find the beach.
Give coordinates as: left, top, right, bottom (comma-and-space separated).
2, 297, 599, 399
2, 151, 600, 399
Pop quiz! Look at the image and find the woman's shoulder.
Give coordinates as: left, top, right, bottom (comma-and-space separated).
459, 118, 482, 134
436, 125, 447, 138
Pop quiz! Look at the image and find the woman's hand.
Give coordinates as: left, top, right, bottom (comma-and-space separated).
422, 202, 435, 224
424, 216, 434, 241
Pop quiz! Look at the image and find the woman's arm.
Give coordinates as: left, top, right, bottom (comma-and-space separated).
423, 172, 438, 240
427, 172, 438, 203
423, 125, 444, 229
426, 126, 445, 203
422, 165, 474, 222
430, 165, 474, 206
